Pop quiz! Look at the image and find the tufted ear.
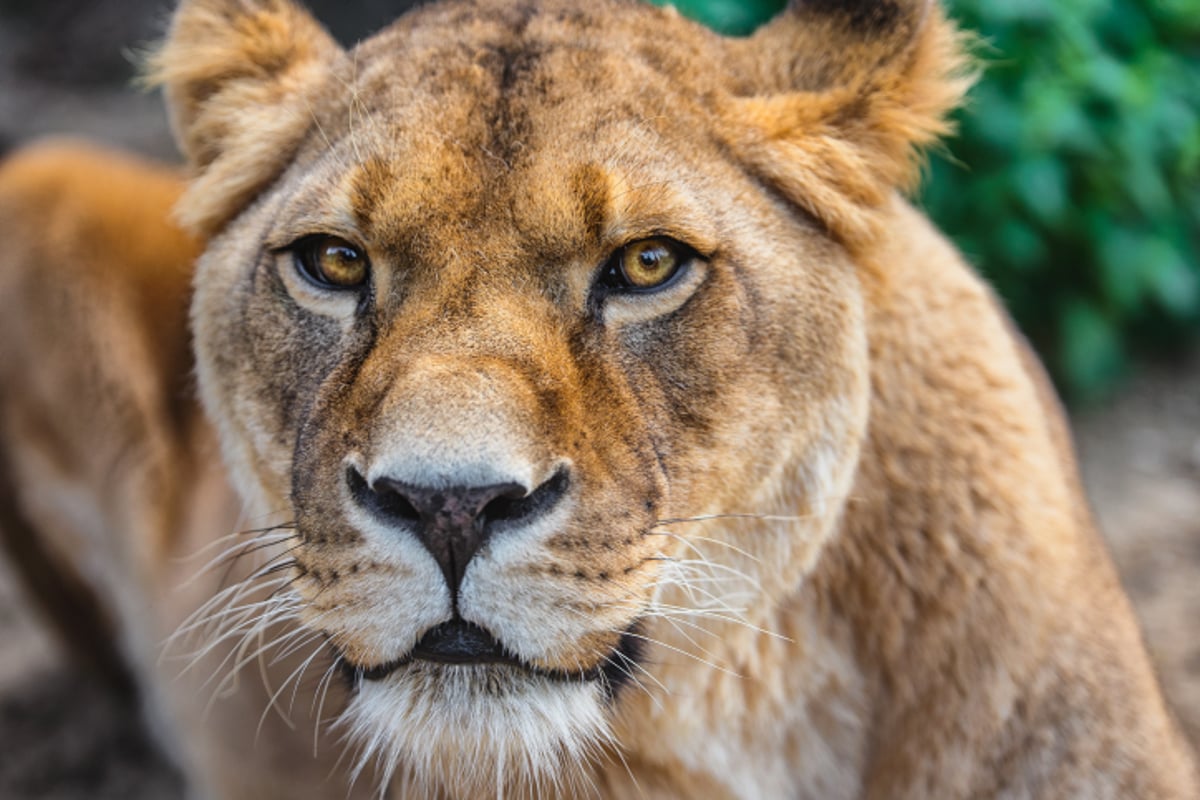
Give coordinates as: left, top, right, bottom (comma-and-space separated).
147, 0, 345, 235
721, 0, 974, 244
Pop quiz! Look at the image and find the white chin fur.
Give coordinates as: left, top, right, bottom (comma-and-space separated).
345, 663, 612, 798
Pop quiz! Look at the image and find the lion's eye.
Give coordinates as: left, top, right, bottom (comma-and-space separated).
601, 238, 690, 293
293, 235, 369, 290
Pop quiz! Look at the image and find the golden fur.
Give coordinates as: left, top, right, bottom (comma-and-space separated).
1, 0, 1197, 797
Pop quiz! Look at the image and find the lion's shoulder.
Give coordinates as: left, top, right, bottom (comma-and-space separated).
0, 138, 196, 276
0, 139, 200, 388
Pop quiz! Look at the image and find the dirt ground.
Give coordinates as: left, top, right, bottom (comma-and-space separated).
0, 21, 1198, 795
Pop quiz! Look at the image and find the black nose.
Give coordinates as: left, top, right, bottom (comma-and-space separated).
347, 466, 569, 594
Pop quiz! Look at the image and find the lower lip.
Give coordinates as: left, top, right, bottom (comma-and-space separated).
348, 653, 602, 685
408, 645, 524, 667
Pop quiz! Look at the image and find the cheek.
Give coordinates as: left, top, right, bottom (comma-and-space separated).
770, 267, 871, 471
199, 256, 374, 502
238, 266, 352, 440
193, 242, 293, 507
619, 253, 868, 519
611, 273, 755, 505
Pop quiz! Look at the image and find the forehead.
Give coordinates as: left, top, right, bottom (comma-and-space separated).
307, 0, 732, 243
349, 0, 728, 115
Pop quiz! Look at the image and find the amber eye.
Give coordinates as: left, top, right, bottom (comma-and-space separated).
601, 237, 690, 293
293, 235, 369, 290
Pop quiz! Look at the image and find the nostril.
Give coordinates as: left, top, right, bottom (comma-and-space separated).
481, 467, 570, 528
347, 466, 421, 524
476, 485, 531, 525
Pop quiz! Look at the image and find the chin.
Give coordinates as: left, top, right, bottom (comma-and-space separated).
343, 662, 613, 797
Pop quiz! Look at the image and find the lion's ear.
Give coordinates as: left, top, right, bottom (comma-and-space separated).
722, 0, 973, 244
147, 0, 344, 235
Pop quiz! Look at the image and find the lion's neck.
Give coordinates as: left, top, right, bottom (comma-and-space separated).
599, 590, 869, 800
805, 200, 1101, 796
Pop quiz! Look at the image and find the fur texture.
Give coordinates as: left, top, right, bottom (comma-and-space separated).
0, 1, 1196, 798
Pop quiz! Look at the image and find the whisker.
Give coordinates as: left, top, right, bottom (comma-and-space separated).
313, 652, 344, 757
646, 529, 765, 566
204, 605, 305, 710
193, 605, 303, 684
653, 573, 757, 612
166, 576, 299, 652
618, 630, 740, 678
171, 522, 296, 565
270, 624, 329, 667
600, 648, 667, 709
655, 557, 760, 588
644, 600, 791, 642
180, 532, 300, 587
217, 537, 304, 590
178, 594, 302, 681
654, 512, 814, 526
257, 637, 329, 738
606, 735, 647, 800
253, 622, 298, 732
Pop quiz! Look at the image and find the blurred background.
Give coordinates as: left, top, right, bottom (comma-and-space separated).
0, 0, 1197, 796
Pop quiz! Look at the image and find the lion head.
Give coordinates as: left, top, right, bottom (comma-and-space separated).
151, 0, 969, 793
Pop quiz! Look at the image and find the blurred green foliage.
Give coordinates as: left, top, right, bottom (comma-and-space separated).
644, 0, 785, 36
650, 0, 1200, 401
924, 0, 1200, 401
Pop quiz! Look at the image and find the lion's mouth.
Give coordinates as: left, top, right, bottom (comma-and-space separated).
357, 619, 522, 680
340, 618, 645, 694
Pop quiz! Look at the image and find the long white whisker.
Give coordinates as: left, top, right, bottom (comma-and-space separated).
655, 512, 813, 525
171, 556, 300, 638
196, 599, 302, 690
656, 555, 763, 591
598, 648, 666, 710
257, 638, 328, 738
647, 529, 765, 566
613, 743, 647, 800
168, 583, 299, 648
168, 592, 302, 668
620, 630, 741, 677
171, 524, 295, 564
313, 654, 344, 757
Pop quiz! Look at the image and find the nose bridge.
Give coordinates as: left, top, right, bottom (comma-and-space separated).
353, 241, 573, 488
363, 349, 551, 492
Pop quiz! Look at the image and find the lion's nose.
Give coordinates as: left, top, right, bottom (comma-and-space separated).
347, 466, 570, 594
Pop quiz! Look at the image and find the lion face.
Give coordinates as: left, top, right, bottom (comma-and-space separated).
156, 0, 966, 791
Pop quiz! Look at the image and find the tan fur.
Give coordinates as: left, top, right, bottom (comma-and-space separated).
1, 1, 1197, 798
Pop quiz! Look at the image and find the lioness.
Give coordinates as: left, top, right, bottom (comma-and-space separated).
0, 0, 1196, 797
